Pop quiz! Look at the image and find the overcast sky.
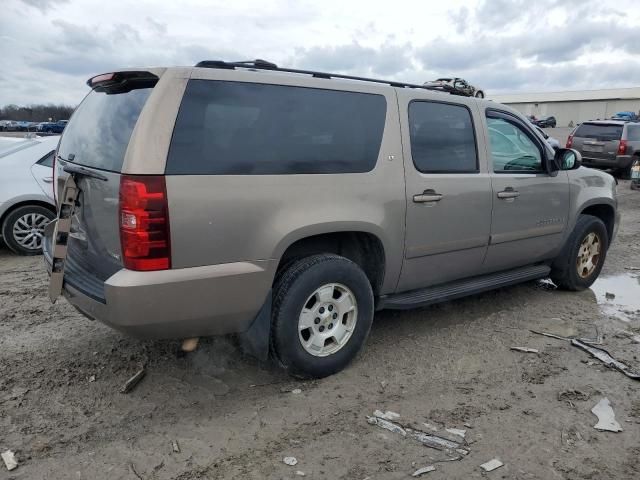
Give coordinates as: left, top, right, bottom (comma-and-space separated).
2, 0, 640, 106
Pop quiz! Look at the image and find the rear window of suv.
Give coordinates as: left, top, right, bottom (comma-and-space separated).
57, 87, 152, 172
574, 123, 623, 141
166, 80, 387, 175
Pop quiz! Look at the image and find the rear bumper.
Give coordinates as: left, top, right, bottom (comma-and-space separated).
581, 155, 633, 169
44, 242, 276, 339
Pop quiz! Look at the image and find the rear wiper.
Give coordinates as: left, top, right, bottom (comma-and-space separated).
62, 163, 108, 181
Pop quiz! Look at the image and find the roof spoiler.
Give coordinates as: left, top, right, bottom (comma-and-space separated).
86, 71, 159, 93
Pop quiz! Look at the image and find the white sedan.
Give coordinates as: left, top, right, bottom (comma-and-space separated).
0, 135, 59, 254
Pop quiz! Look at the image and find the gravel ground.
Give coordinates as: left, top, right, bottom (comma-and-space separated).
1, 182, 639, 480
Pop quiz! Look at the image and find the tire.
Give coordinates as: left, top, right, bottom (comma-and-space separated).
1, 205, 55, 255
617, 161, 634, 180
550, 214, 608, 291
475, 91, 485, 98
270, 254, 374, 379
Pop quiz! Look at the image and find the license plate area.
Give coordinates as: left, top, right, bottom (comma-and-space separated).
582, 144, 603, 153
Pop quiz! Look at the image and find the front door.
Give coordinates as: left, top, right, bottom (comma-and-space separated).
483, 109, 569, 271
397, 95, 493, 292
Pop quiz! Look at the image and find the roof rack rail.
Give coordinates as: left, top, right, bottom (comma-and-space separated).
193, 59, 468, 96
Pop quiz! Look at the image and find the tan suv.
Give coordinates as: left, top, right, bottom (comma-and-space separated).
44, 60, 619, 378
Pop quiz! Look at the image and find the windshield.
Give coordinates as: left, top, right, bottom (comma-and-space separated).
58, 87, 152, 172
574, 123, 623, 141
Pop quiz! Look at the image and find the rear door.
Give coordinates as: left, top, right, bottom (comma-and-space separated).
397, 92, 492, 291
483, 109, 569, 271
571, 123, 623, 164
53, 74, 157, 286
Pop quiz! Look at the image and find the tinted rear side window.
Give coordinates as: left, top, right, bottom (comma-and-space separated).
626, 125, 640, 141
574, 123, 623, 141
58, 88, 152, 172
166, 80, 387, 175
408, 101, 477, 173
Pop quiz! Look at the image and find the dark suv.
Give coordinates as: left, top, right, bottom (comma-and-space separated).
567, 120, 640, 179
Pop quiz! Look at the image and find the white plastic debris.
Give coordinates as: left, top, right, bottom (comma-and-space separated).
591, 398, 622, 432
445, 428, 467, 438
367, 416, 407, 436
172, 440, 181, 453
422, 422, 439, 432
412, 465, 436, 476
283, 456, 298, 466
1, 450, 18, 471
480, 459, 504, 472
510, 347, 539, 354
373, 409, 400, 421
291, 388, 302, 394
295, 471, 306, 476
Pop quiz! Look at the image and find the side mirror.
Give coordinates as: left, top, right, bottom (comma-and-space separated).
554, 148, 582, 171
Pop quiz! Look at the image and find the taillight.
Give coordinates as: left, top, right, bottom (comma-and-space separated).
566, 135, 573, 148
617, 139, 627, 156
119, 175, 171, 271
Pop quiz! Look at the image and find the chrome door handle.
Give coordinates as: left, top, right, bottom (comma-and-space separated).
42, 177, 53, 183
413, 189, 443, 203
497, 187, 520, 199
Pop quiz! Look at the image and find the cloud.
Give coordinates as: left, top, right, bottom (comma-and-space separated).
18, 0, 68, 12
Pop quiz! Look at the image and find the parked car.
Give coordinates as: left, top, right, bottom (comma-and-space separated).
424, 77, 485, 98
44, 62, 617, 378
611, 111, 638, 121
535, 116, 557, 128
0, 120, 19, 131
567, 120, 640, 179
0, 135, 58, 254
38, 120, 68, 133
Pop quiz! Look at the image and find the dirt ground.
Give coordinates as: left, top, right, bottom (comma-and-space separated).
1, 182, 640, 480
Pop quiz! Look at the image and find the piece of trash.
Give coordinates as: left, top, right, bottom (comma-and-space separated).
120, 368, 147, 394
295, 471, 305, 476
510, 347, 539, 354
422, 422, 439, 432
571, 339, 640, 380
181, 337, 199, 352
412, 465, 436, 476
530, 330, 570, 341
291, 388, 302, 394
171, 440, 180, 453
605, 292, 615, 300
367, 413, 469, 458
373, 409, 400, 421
283, 456, 298, 466
591, 398, 622, 432
1, 450, 18, 471
625, 266, 640, 271
445, 428, 466, 438
89, 375, 96, 383
480, 459, 504, 472
463, 422, 472, 429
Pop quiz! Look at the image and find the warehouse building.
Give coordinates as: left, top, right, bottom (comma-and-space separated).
491, 87, 640, 127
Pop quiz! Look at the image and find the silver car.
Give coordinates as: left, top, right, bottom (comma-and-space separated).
0, 135, 58, 254
44, 62, 617, 378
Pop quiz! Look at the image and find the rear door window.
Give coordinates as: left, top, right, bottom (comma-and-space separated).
57, 88, 153, 172
408, 101, 478, 173
574, 123, 623, 141
166, 80, 387, 175
626, 125, 640, 141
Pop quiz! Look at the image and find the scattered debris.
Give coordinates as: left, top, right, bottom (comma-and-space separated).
624, 266, 640, 271
283, 456, 298, 466
181, 337, 200, 352
530, 330, 570, 342
295, 471, 306, 476
172, 440, 180, 453
129, 462, 143, 480
291, 388, 302, 394
120, 368, 147, 394
571, 339, 640, 380
367, 412, 469, 458
89, 375, 96, 383
605, 292, 616, 300
463, 422, 472, 429
510, 347, 539, 354
1, 450, 18, 471
557, 389, 591, 402
422, 422, 439, 432
445, 428, 466, 439
592, 398, 622, 432
479, 459, 504, 472
373, 410, 401, 421
412, 465, 436, 476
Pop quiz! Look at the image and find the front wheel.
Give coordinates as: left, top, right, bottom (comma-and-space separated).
550, 215, 608, 291
2, 205, 55, 255
270, 254, 374, 378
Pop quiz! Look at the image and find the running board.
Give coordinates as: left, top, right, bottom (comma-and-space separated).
378, 264, 551, 310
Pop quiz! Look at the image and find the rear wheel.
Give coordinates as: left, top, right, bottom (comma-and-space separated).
475, 91, 485, 98
1, 205, 55, 255
550, 215, 608, 291
270, 254, 374, 378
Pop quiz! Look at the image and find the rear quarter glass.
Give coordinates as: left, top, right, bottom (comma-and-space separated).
165, 79, 387, 175
58, 87, 153, 172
